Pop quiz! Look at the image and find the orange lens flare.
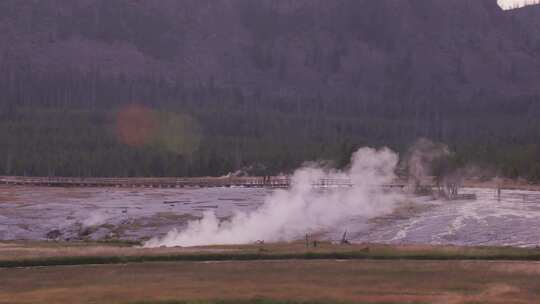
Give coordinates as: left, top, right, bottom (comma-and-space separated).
116, 105, 158, 147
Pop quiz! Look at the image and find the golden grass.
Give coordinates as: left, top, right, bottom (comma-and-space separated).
1, 242, 540, 303
1, 259, 540, 304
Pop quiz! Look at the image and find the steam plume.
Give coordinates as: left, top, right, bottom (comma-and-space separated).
407, 138, 450, 187
82, 211, 111, 228
144, 147, 405, 247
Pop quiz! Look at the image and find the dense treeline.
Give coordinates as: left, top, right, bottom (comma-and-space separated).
0, 0, 540, 180
1, 68, 540, 180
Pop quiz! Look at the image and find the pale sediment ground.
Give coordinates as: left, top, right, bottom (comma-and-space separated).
1, 185, 540, 247
0, 185, 268, 241
355, 187, 540, 247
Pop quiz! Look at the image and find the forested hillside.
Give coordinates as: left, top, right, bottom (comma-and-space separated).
1, 0, 540, 179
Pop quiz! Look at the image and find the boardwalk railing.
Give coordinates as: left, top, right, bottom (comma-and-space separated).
0, 176, 410, 189
0, 176, 361, 189
0, 176, 285, 188
493, 192, 540, 203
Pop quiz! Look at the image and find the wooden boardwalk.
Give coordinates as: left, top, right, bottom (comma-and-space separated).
0, 176, 407, 189
0, 176, 356, 189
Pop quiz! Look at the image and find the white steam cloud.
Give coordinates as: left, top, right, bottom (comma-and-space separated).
498, 0, 540, 10
144, 147, 405, 247
82, 211, 111, 228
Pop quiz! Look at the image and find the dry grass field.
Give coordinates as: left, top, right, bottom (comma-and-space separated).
1, 259, 540, 304
1, 242, 540, 303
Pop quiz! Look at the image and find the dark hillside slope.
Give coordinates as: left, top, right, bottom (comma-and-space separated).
0, 0, 539, 178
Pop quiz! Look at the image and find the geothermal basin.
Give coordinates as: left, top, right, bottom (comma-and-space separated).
2, 185, 540, 247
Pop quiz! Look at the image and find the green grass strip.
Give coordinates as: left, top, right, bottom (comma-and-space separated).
2, 250, 540, 268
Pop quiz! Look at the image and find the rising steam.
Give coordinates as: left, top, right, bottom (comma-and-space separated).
144, 147, 405, 247
82, 211, 111, 228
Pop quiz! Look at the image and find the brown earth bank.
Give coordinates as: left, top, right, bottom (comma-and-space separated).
463, 179, 540, 191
